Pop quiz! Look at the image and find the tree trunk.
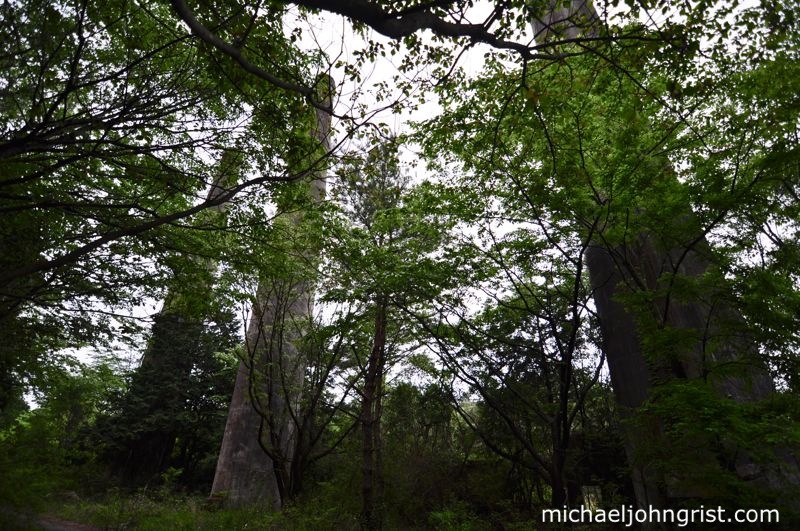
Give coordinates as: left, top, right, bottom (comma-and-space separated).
531, 0, 597, 42
587, 230, 799, 508
210, 77, 334, 509
533, 0, 799, 515
362, 297, 387, 530
208, 317, 283, 508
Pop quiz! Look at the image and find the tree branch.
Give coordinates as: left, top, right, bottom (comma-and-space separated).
169, 0, 325, 108
290, 0, 562, 60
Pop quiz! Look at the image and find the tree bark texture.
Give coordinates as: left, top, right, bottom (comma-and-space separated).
210, 78, 333, 509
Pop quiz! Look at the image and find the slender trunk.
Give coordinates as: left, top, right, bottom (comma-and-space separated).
551, 319, 575, 507
550, 417, 568, 507
550, 465, 568, 507
362, 297, 387, 530
374, 343, 386, 523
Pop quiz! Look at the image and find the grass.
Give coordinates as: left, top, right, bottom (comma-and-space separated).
50, 492, 278, 530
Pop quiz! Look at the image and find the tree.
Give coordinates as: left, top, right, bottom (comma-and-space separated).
0, 357, 123, 518
95, 309, 239, 488
332, 139, 410, 530
99, 148, 243, 486
425, 279, 606, 507
415, 1, 800, 512
0, 0, 318, 413
324, 135, 467, 527
3, 0, 799, 525
210, 76, 334, 509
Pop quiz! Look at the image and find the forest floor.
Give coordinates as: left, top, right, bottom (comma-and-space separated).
35, 515, 102, 531
0, 506, 100, 531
